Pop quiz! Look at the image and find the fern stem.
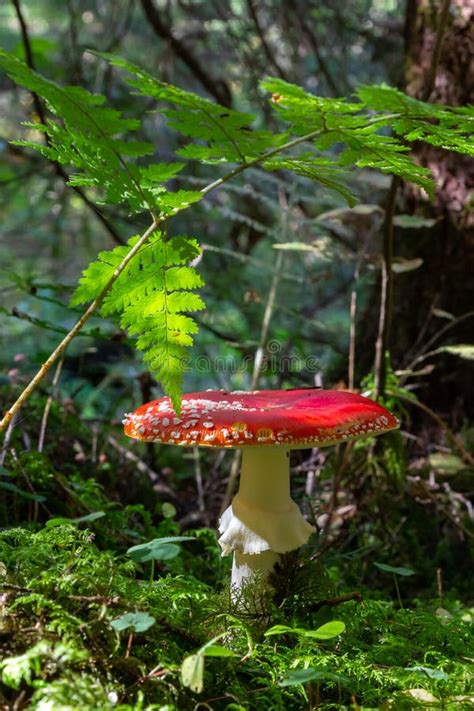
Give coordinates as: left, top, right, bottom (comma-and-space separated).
200, 129, 324, 197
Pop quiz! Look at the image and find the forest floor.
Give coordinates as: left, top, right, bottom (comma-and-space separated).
0, 391, 473, 710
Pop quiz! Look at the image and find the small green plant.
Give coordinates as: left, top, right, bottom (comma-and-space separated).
374, 562, 415, 608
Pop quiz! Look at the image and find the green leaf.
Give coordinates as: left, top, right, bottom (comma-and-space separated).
263, 624, 295, 636
406, 666, 449, 682
127, 536, 195, 562
303, 621, 346, 639
181, 653, 204, 693
432, 308, 455, 321
161, 503, 177, 519
263, 155, 356, 206
111, 612, 156, 633
374, 562, 415, 576
279, 667, 350, 687
433, 345, 474, 360
202, 645, 237, 658
393, 215, 436, 229
391, 257, 424, 274
0, 481, 46, 503
45, 511, 106, 528
265, 620, 345, 640
273, 242, 318, 251
428, 453, 466, 474
70, 233, 205, 410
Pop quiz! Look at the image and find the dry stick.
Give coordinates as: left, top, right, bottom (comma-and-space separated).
373, 177, 399, 399
0, 413, 18, 466
219, 216, 286, 515
38, 357, 64, 452
348, 234, 371, 391
192, 446, 206, 517
373, 0, 451, 399
106, 435, 179, 501
309, 590, 362, 612
314, 441, 354, 559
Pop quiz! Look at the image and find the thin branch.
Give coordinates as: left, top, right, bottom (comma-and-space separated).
38, 357, 64, 452
0, 413, 18, 466
293, 5, 342, 96
245, 0, 287, 79
219, 195, 287, 515
374, 177, 398, 399
402, 309, 474, 380
373, 0, 452, 399
10, 0, 125, 246
348, 234, 371, 390
309, 591, 362, 612
192, 446, 206, 516
140, 0, 232, 107
106, 435, 179, 501
421, 0, 452, 102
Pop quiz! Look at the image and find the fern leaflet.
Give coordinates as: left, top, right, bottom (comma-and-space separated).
71, 234, 204, 410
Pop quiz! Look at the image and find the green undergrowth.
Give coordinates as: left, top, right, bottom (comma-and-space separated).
0, 390, 473, 709
0, 506, 473, 709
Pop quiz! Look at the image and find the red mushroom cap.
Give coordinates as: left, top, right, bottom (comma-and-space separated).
123, 388, 398, 448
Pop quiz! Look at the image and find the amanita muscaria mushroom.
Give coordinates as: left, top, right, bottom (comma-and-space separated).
123, 389, 398, 593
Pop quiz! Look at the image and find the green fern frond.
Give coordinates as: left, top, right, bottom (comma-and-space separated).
0, 50, 156, 213
263, 155, 357, 206
71, 234, 204, 410
103, 53, 286, 164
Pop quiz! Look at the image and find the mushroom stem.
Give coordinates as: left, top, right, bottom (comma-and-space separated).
238, 447, 291, 509
218, 447, 314, 596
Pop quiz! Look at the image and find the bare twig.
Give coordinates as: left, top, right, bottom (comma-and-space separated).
246, 0, 287, 79
373, 0, 452, 399
38, 357, 64, 452
313, 441, 354, 559
309, 590, 362, 611
421, 0, 452, 103
106, 435, 179, 501
294, 6, 342, 96
0, 413, 18, 466
140, 0, 232, 106
219, 197, 287, 514
349, 234, 371, 390
374, 177, 399, 399
192, 446, 206, 517
401, 309, 474, 382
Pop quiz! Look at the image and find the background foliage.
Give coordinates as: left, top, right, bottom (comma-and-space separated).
0, 1, 473, 709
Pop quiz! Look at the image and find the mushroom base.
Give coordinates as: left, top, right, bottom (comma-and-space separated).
231, 550, 280, 592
